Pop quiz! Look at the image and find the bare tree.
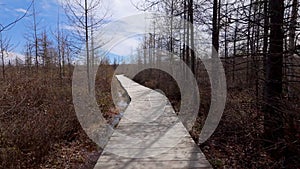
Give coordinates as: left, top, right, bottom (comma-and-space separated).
0, 33, 13, 79
25, 42, 33, 69
286, 0, 299, 97
32, 0, 39, 69
22, 0, 41, 70
63, 0, 108, 93
39, 30, 53, 68
212, 0, 220, 54
263, 0, 285, 155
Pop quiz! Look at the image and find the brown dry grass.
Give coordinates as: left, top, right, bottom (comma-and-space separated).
0, 65, 117, 168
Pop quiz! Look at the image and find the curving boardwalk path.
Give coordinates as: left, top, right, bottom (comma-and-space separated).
95, 75, 212, 169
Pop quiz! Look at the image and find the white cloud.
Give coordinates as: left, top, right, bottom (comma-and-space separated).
15, 8, 27, 14
0, 51, 25, 65
110, 0, 143, 20
56, 0, 143, 21
56, 0, 146, 57
110, 36, 141, 56
99, 13, 154, 57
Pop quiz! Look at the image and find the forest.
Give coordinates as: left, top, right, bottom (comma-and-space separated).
0, 0, 299, 168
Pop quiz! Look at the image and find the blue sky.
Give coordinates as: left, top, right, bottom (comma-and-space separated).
0, 0, 62, 53
0, 0, 143, 59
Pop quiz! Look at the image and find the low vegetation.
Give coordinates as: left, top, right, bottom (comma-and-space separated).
0, 65, 117, 169
133, 68, 300, 169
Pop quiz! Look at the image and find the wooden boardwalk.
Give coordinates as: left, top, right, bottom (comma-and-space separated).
95, 75, 212, 169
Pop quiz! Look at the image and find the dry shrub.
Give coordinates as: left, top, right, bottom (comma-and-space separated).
131, 67, 300, 168
0, 65, 116, 168
0, 70, 80, 167
95, 65, 117, 121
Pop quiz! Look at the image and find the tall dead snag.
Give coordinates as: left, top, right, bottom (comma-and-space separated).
33, 0, 39, 70
286, 0, 299, 97
263, 0, 269, 82
0, 34, 13, 80
263, 0, 284, 156
212, 0, 219, 54
64, 0, 107, 94
189, 0, 195, 75
84, 0, 91, 93
211, 0, 220, 85
0, 33, 5, 79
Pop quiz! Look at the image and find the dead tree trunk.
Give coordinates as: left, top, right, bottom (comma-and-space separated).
84, 0, 91, 94
264, 0, 284, 155
189, 0, 196, 75
287, 0, 298, 98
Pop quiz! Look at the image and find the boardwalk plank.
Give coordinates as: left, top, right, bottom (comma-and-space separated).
95, 75, 211, 169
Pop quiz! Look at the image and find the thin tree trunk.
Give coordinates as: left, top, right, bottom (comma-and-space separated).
1, 33, 5, 80
189, 0, 195, 75
233, 16, 238, 83
224, 2, 228, 74
212, 0, 219, 53
85, 0, 91, 94
246, 0, 253, 84
263, 0, 269, 90
287, 0, 298, 98
57, 8, 62, 79
33, 0, 39, 70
